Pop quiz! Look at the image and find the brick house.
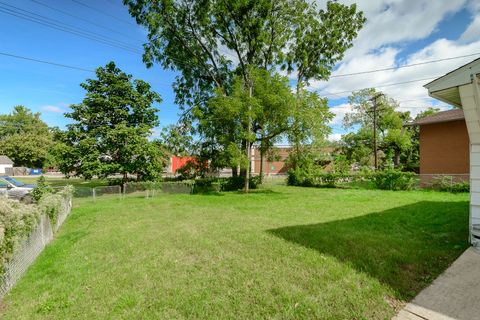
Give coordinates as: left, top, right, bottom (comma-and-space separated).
409, 109, 469, 184
252, 146, 291, 175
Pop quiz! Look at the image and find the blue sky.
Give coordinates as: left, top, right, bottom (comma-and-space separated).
0, 0, 479, 141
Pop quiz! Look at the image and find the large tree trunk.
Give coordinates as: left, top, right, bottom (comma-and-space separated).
231, 166, 238, 177
240, 139, 247, 179
121, 172, 128, 193
394, 148, 401, 168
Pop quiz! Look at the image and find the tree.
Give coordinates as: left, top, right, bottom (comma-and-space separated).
159, 124, 196, 157
57, 62, 165, 184
124, 0, 365, 190
287, 90, 334, 168
0, 106, 54, 168
342, 89, 413, 169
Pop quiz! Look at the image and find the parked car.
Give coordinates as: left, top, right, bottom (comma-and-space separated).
0, 176, 36, 202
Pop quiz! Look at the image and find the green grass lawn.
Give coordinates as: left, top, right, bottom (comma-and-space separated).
1, 186, 469, 319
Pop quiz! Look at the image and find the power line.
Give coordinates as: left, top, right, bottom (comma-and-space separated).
0, 51, 175, 88
29, 0, 137, 41
0, 49, 448, 109
0, 51, 94, 73
330, 52, 480, 78
71, 0, 136, 26
0, 2, 141, 54
0, 2, 235, 72
322, 76, 439, 97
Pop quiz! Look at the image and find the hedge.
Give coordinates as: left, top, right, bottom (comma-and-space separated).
0, 186, 73, 275
287, 168, 416, 191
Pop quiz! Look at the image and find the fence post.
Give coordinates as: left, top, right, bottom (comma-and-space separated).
92, 187, 96, 202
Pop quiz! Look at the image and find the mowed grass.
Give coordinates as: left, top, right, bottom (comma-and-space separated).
1, 186, 469, 319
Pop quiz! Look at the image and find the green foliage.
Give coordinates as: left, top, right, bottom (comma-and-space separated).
57, 62, 166, 183
332, 154, 351, 174
430, 176, 470, 193
0, 106, 54, 168
370, 170, 416, 191
288, 166, 416, 191
0, 186, 72, 276
220, 176, 261, 192
341, 89, 414, 169
159, 124, 195, 157
31, 176, 53, 202
124, 0, 364, 181
191, 178, 222, 194
287, 168, 346, 188
288, 90, 334, 165
198, 68, 294, 173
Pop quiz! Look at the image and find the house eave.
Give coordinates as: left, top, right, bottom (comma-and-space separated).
424, 58, 480, 107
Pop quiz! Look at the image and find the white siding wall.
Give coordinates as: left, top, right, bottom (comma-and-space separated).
0, 164, 12, 174
460, 83, 480, 246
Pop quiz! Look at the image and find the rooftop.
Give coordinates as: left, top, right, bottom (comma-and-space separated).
0, 155, 13, 165
408, 109, 464, 126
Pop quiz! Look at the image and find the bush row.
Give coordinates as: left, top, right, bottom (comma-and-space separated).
124, 176, 262, 194
0, 186, 73, 275
287, 168, 416, 191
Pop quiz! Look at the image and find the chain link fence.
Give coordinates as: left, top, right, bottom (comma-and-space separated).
53, 182, 194, 201
0, 196, 72, 297
414, 174, 469, 191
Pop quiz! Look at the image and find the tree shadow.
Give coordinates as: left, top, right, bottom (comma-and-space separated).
268, 201, 469, 300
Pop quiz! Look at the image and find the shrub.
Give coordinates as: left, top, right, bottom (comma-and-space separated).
370, 170, 416, 190
0, 185, 72, 275
219, 176, 261, 191
317, 172, 346, 187
30, 176, 53, 201
287, 168, 345, 188
287, 167, 316, 187
430, 176, 469, 193
192, 178, 221, 194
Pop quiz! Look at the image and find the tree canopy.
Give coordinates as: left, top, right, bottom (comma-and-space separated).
55, 62, 165, 182
0, 106, 54, 168
339, 89, 438, 171
124, 0, 364, 184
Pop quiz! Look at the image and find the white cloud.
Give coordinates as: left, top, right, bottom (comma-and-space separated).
328, 103, 353, 127
328, 133, 343, 142
314, 37, 480, 127
339, 0, 467, 59
41, 105, 65, 113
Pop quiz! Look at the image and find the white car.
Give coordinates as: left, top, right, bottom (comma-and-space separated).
0, 176, 36, 202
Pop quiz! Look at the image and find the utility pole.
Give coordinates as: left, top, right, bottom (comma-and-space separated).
244, 79, 253, 193
371, 93, 383, 170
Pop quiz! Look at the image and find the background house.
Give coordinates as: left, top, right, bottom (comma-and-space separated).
252, 146, 291, 175
424, 57, 480, 248
0, 156, 13, 175
409, 109, 469, 184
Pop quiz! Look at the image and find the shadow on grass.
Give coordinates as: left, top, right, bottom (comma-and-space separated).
268, 201, 469, 300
